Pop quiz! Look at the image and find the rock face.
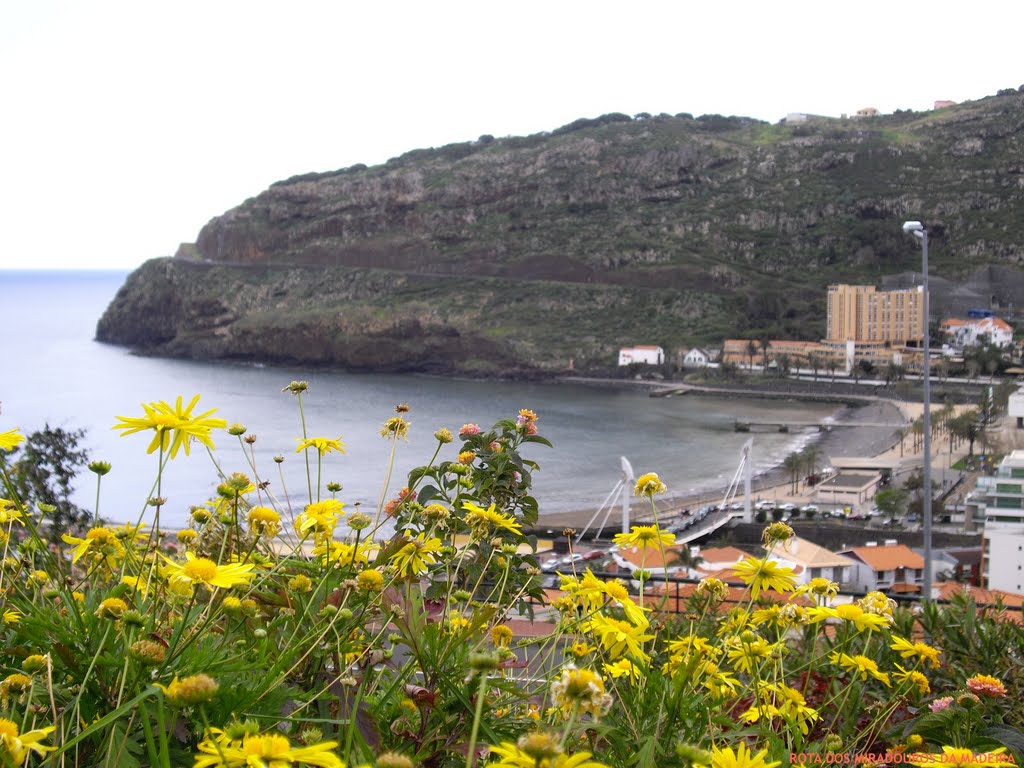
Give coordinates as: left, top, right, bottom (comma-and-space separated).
98, 93, 1024, 374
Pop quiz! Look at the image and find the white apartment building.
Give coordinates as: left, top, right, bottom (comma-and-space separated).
974, 450, 1024, 592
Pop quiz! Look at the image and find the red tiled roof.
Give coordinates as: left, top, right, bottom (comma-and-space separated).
841, 544, 923, 571
698, 546, 752, 564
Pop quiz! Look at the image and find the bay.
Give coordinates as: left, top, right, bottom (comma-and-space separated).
1, 269, 840, 529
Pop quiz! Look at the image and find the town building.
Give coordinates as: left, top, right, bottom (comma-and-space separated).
618, 345, 664, 366
683, 347, 712, 368
836, 541, 924, 594
971, 450, 1024, 592
939, 316, 1013, 350
1009, 388, 1024, 429
814, 472, 883, 512
826, 284, 926, 347
692, 545, 751, 577
610, 541, 689, 578
771, 537, 856, 586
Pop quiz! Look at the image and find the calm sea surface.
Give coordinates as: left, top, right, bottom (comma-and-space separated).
2, 269, 840, 528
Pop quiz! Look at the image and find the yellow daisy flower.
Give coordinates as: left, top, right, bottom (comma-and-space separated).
612, 524, 675, 550
829, 651, 890, 686
711, 741, 781, 768
550, 666, 613, 718
731, 557, 796, 598
160, 552, 255, 590
0, 429, 25, 451
295, 436, 346, 455
113, 395, 226, 459
603, 658, 642, 682
194, 731, 344, 768
894, 664, 930, 695
634, 472, 667, 497
390, 532, 443, 577
580, 613, 654, 662
61, 526, 126, 566
462, 501, 522, 536
0, 718, 56, 764
489, 740, 610, 768
890, 636, 942, 669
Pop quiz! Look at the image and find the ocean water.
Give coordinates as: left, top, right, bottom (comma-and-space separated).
1, 269, 841, 528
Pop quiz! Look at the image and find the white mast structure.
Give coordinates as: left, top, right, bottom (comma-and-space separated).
575, 457, 634, 543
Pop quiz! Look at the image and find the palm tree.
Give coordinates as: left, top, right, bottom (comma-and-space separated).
760, 338, 771, 372
897, 426, 909, 458
776, 354, 791, 378
801, 446, 818, 484
807, 353, 821, 382
911, 418, 924, 453
951, 411, 982, 457
783, 452, 802, 495
746, 340, 758, 372
827, 359, 839, 382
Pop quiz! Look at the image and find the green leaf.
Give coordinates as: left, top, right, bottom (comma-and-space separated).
417, 484, 440, 504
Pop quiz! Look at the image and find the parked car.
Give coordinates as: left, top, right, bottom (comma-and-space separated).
800, 504, 819, 514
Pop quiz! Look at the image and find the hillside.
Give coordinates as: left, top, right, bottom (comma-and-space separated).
97, 90, 1024, 375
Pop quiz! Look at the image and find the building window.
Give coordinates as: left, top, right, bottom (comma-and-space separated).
876, 570, 885, 581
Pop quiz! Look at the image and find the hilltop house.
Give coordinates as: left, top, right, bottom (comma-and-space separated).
618, 345, 664, 366
939, 316, 1013, 350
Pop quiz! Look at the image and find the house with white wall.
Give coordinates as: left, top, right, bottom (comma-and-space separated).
772, 537, 856, 587
683, 348, 711, 368
940, 317, 1013, 350
836, 541, 924, 594
618, 346, 664, 366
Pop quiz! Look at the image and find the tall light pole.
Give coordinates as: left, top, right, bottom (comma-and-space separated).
903, 220, 932, 602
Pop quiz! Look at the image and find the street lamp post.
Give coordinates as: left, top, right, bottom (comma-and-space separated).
902, 220, 932, 602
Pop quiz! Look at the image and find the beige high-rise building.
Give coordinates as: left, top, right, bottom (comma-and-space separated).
826, 284, 925, 346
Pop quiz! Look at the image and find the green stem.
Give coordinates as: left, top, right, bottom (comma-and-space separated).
465, 672, 490, 768
154, 696, 172, 768
69, 622, 113, 733
94, 474, 102, 526
138, 700, 161, 768
298, 392, 312, 503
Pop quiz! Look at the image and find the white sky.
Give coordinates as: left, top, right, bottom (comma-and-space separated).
2, 0, 1021, 270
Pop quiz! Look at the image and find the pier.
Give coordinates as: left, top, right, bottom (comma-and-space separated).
734, 419, 908, 433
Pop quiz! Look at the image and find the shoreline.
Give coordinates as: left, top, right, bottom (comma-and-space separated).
531, 395, 909, 532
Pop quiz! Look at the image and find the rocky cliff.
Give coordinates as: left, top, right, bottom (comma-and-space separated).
97, 90, 1024, 374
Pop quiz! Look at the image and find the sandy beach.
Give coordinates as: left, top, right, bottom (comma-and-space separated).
533, 391, 976, 532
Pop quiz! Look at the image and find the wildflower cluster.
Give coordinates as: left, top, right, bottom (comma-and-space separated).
0, 389, 1020, 768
